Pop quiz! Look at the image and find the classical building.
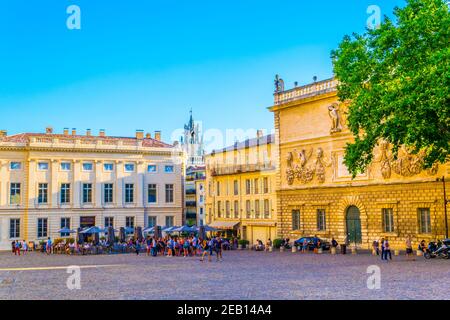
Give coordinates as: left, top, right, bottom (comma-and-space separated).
0, 127, 184, 250
185, 165, 206, 225
205, 131, 278, 244
269, 77, 449, 249
180, 110, 206, 225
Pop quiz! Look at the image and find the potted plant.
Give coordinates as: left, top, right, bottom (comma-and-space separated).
272, 238, 283, 249
238, 239, 249, 249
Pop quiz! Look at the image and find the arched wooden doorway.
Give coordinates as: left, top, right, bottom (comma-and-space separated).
346, 206, 362, 244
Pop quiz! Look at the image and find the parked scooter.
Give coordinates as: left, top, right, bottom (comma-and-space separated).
424, 239, 450, 260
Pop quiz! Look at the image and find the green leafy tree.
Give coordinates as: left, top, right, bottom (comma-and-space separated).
332, 0, 450, 177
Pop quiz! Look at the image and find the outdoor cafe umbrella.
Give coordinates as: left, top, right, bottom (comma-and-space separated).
80, 226, 103, 234
162, 226, 179, 233
143, 226, 155, 234
173, 225, 196, 233
57, 227, 76, 234
76, 227, 84, 244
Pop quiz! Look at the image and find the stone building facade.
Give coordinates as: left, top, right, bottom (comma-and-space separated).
0, 128, 184, 250
269, 78, 449, 249
205, 132, 278, 244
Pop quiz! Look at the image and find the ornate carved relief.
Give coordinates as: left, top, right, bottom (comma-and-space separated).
375, 142, 439, 179
285, 147, 331, 185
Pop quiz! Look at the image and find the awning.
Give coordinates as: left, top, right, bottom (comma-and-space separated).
208, 221, 240, 230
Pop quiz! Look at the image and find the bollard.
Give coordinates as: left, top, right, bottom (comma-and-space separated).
351, 247, 357, 255
331, 247, 336, 255
394, 250, 400, 256
280, 246, 285, 252
416, 250, 423, 256
269, 246, 273, 252
238, 244, 242, 250
318, 248, 323, 254
292, 246, 297, 253
372, 249, 377, 256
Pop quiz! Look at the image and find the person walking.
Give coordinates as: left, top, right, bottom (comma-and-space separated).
14, 240, 21, 256
372, 239, 379, 255
135, 239, 141, 255
214, 236, 223, 261
380, 237, 386, 260
46, 237, 52, 255
341, 234, 348, 254
22, 240, 28, 255
405, 235, 414, 261
200, 238, 211, 262
383, 238, 392, 261
146, 236, 152, 256
183, 238, 190, 257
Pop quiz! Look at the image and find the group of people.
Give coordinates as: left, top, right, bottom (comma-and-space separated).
11, 238, 53, 255
138, 235, 225, 262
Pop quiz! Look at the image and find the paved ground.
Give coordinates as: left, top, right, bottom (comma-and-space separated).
0, 250, 448, 300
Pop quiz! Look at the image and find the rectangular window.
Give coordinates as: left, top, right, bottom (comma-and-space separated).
60, 218, 70, 237
38, 162, 49, 171
382, 208, 394, 233
317, 209, 326, 231
82, 162, 93, 171
38, 183, 48, 204
124, 163, 135, 172
217, 201, 222, 218
10, 183, 21, 205
60, 183, 71, 204
164, 165, 174, 173
10, 162, 21, 170
9, 219, 20, 239
104, 217, 114, 228
216, 181, 220, 196
418, 208, 431, 234
165, 216, 174, 227
148, 184, 157, 203
245, 179, 251, 195
226, 201, 231, 218
254, 179, 259, 194
246, 200, 251, 218
264, 199, 270, 218
104, 183, 113, 204
148, 216, 157, 227
147, 165, 157, 173
199, 195, 204, 203
233, 180, 239, 195
103, 163, 114, 172
263, 177, 269, 194
165, 184, 174, 203
126, 216, 135, 228
83, 183, 93, 203
292, 210, 300, 230
60, 162, 71, 171
255, 200, 260, 218
125, 184, 134, 203
234, 201, 239, 218
37, 218, 48, 238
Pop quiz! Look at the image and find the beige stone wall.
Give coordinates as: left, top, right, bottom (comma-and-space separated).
0, 144, 183, 250
270, 82, 449, 249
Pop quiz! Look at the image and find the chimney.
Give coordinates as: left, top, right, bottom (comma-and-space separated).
135, 130, 144, 140
86, 129, 92, 137
0, 130, 7, 138
154, 130, 161, 141
257, 129, 264, 139
145, 133, 151, 139
99, 129, 106, 137
45, 126, 53, 134
71, 128, 77, 136
63, 128, 69, 136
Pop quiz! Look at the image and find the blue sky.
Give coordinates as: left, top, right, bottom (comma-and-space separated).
0, 0, 405, 148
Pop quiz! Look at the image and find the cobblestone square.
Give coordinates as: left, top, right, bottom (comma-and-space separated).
0, 250, 449, 300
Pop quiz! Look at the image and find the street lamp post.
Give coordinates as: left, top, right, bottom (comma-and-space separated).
437, 176, 449, 239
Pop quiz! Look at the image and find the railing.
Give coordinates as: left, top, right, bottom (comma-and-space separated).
274, 78, 338, 105
210, 162, 275, 176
